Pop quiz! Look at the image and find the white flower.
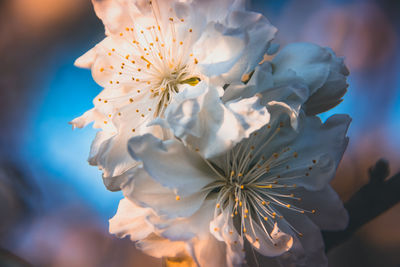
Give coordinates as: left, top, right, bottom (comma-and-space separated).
119, 104, 351, 266
110, 196, 237, 266
223, 42, 349, 117
71, 0, 277, 184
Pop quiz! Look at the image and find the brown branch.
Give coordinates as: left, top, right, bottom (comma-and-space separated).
323, 159, 400, 251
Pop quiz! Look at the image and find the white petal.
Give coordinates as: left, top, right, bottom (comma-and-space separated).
295, 185, 348, 231
244, 221, 293, 257
160, 83, 270, 159
109, 198, 154, 240
136, 233, 189, 259
128, 134, 217, 197
255, 113, 351, 191
276, 210, 328, 267
209, 203, 245, 266
92, 0, 139, 35
219, 10, 277, 83
122, 167, 208, 219
151, 198, 217, 241
193, 23, 245, 78
189, 234, 230, 267
272, 43, 349, 115
74, 48, 97, 69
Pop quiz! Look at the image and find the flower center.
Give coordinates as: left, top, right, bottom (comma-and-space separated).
99, 0, 202, 119
204, 122, 317, 237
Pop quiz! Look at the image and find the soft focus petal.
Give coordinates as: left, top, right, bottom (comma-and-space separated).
136, 233, 189, 259
109, 198, 154, 240
189, 234, 229, 267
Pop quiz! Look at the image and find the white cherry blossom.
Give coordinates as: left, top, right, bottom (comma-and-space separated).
121, 104, 351, 266
223, 42, 349, 119
71, 0, 277, 184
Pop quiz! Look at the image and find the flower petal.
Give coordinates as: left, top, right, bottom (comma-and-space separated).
128, 134, 218, 196
209, 202, 246, 266
276, 210, 328, 267
150, 198, 217, 241
158, 83, 270, 159
122, 166, 208, 218
109, 198, 154, 240
244, 221, 293, 257
272, 42, 349, 115
295, 185, 349, 231
189, 234, 230, 267
136, 233, 189, 259
254, 112, 351, 191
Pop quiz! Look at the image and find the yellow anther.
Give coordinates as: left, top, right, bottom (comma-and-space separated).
286, 204, 291, 208
100, 68, 104, 72
262, 201, 266, 205
244, 209, 248, 214
132, 128, 136, 132
129, 98, 134, 103
175, 195, 180, 201
239, 201, 242, 207
240, 185, 244, 189
214, 227, 219, 232
312, 209, 316, 214
264, 217, 268, 221
243, 228, 247, 233
238, 173, 243, 177
216, 204, 220, 208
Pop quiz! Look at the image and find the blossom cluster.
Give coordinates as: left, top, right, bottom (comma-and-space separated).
72, 0, 350, 266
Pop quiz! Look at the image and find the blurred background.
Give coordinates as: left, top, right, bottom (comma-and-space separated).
0, 0, 399, 266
